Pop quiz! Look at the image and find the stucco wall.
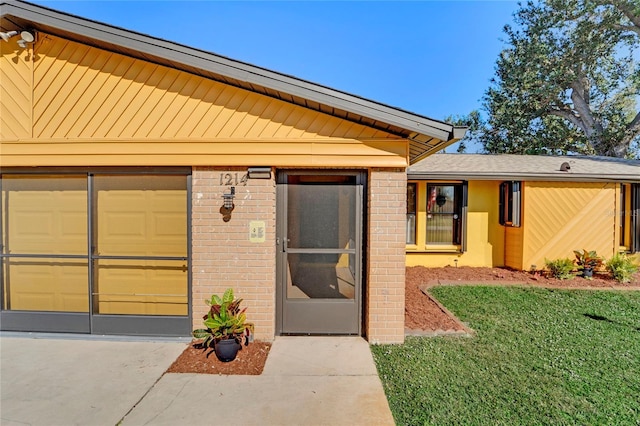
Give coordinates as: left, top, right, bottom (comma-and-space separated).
406, 180, 505, 268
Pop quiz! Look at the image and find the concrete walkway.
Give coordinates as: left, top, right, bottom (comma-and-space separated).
0, 334, 394, 426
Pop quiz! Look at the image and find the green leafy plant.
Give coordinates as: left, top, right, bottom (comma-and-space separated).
573, 249, 603, 270
544, 257, 575, 280
606, 253, 638, 284
192, 288, 254, 348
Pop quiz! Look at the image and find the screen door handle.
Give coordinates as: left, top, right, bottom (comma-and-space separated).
276, 237, 290, 251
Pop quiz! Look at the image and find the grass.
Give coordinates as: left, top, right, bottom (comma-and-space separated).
371, 286, 640, 426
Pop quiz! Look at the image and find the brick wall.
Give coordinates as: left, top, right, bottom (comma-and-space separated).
366, 168, 407, 344
191, 167, 276, 341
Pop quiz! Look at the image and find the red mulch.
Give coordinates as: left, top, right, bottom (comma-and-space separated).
167, 341, 271, 375
405, 266, 640, 333
167, 266, 640, 374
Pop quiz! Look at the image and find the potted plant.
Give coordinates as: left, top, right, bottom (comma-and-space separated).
573, 249, 603, 278
192, 288, 254, 362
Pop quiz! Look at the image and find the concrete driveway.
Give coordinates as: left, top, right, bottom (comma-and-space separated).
0, 334, 394, 426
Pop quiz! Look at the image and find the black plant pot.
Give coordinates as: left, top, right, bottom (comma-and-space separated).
582, 267, 593, 278
214, 338, 241, 362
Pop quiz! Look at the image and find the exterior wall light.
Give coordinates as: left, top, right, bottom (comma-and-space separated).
0, 30, 35, 48
220, 187, 235, 222
247, 167, 272, 179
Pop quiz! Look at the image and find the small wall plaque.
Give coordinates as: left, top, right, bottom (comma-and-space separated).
249, 221, 266, 243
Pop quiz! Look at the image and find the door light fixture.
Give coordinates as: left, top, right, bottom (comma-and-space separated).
220, 187, 235, 222
247, 167, 272, 179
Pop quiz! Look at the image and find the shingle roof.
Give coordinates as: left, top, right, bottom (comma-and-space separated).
408, 154, 640, 182
0, 0, 465, 163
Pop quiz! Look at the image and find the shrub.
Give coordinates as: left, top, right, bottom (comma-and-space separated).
606, 253, 638, 284
573, 249, 603, 270
192, 288, 254, 348
545, 258, 575, 280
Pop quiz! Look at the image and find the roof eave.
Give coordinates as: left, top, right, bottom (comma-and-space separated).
1, 0, 457, 146
409, 127, 467, 165
407, 171, 640, 182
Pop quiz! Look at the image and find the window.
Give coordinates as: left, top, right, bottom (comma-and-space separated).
620, 183, 640, 253
499, 181, 521, 227
426, 183, 465, 246
407, 183, 417, 244
405, 181, 467, 252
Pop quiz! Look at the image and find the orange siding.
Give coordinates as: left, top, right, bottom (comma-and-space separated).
504, 227, 524, 270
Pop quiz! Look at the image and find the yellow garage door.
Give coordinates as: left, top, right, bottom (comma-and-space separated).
2, 176, 88, 312
94, 175, 188, 316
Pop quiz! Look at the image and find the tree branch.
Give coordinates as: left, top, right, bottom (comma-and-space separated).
569, 80, 599, 133
620, 110, 640, 147
613, 23, 640, 35
548, 108, 585, 130
609, 0, 640, 35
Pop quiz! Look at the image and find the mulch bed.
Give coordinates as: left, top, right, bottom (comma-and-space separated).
405, 266, 640, 335
166, 266, 639, 374
166, 341, 271, 375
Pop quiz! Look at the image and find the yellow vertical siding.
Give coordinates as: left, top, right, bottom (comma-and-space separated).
0, 37, 32, 140
406, 180, 505, 267
1, 34, 408, 167
522, 181, 617, 270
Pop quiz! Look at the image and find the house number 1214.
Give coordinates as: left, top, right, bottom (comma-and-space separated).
220, 172, 248, 186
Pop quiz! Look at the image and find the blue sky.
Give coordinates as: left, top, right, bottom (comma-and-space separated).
32, 1, 520, 127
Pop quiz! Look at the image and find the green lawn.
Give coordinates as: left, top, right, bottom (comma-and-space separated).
371, 287, 640, 426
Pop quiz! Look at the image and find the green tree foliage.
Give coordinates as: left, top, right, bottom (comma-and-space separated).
442, 110, 484, 153
481, 0, 640, 158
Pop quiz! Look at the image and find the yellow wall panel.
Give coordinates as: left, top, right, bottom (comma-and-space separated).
522, 182, 617, 270
29, 35, 398, 141
406, 180, 505, 268
2, 34, 407, 166
1, 138, 408, 167
0, 38, 32, 140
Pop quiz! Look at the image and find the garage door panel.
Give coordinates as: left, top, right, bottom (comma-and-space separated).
2, 173, 189, 334
97, 187, 186, 257
4, 179, 87, 255
3, 259, 89, 312
95, 259, 188, 315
